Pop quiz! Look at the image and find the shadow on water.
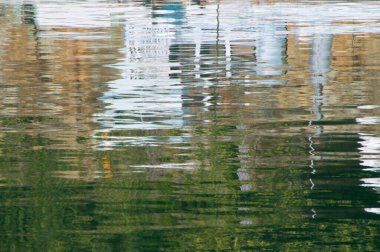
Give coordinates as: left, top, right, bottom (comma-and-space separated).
1, 0, 380, 251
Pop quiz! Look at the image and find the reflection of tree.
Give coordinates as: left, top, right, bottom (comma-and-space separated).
0, 133, 97, 251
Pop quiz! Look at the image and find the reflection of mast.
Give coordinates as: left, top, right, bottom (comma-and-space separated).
308, 34, 332, 218
213, 0, 220, 115
209, 0, 220, 124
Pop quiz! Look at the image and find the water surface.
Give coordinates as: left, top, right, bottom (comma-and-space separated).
1, 0, 380, 251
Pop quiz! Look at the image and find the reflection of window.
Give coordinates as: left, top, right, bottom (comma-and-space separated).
21, 4, 36, 25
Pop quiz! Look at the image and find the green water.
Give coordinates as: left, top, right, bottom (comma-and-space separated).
1, 0, 380, 251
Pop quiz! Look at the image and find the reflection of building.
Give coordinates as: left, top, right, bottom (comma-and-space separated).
94, 2, 187, 149
0, 2, 125, 180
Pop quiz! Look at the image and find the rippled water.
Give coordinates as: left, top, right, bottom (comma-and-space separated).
1, 0, 380, 251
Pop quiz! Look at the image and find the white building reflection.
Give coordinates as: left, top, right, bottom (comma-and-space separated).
93, 2, 188, 149
63, 0, 379, 150
358, 116, 380, 214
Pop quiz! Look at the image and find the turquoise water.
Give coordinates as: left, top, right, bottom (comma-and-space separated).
1, 0, 380, 251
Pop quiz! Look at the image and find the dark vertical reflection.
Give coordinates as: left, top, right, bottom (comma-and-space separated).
21, 4, 36, 25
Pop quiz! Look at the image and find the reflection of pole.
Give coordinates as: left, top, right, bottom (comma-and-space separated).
211, 0, 220, 121
216, 0, 220, 46
255, 18, 286, 85
308, 34, 332, 179
310, 35, 332, 134
308, 34, 332, 218
225, 33, 231, 78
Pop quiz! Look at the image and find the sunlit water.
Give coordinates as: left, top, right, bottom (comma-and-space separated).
1, 0, 380, 251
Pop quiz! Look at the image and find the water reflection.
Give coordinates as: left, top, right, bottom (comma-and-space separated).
1, 0, 380, 251
358, 107, 380, 214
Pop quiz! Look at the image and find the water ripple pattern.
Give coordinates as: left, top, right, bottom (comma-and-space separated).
1, 0, 380, 251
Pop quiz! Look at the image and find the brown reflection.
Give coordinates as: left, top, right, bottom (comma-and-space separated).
324, 34, 380, 123
0, 4, 125, 180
